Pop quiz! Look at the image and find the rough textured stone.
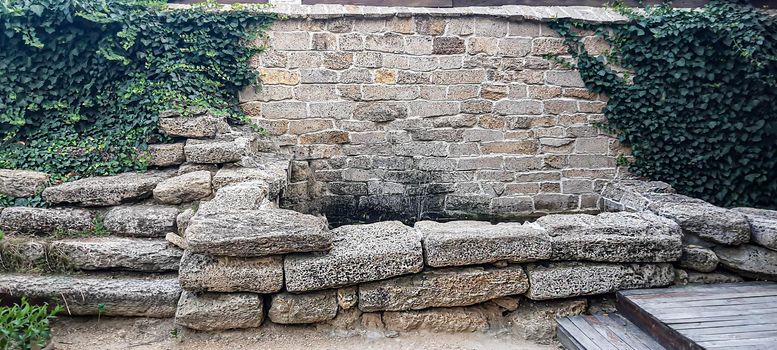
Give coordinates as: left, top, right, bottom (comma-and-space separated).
175, 291, 264, 331
268, 290, 338, 324
714, 244, 777, 280
285, 221, 424, 292
197, 181, 269, 215
416, 220, 551, 267
534, 211, 683, 262
186, 209, 331, 257
733, 207, 777, 250
165, 232, 187, 249
42, 171, 171, 206
0, 273, 180, 317
0, 207, 94, 234
212, 163, 288, 199
179, 251, 283, 293
0, 169, 49, 197
525, 262, 674, 300
184, 137, 258, 164
509, 298, 587, 344
685, 270, 744, 284
383, 307, 489, 332
103, 205, 179, 238
358, 266, 528, 311
147, 143, 185, 167
152, 170, 212, 204
646, 193, 751, 245
0, 239, 48, 272
679, 245, 718, 273
159, 115, 220, 138
48, 238, 182, 272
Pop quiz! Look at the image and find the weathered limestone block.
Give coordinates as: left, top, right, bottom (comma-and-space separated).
268, 290, 338, 324
165, 232, 187, 249
645, 193, 750, 245
534, 211, 683, 262
212, 164, 288, 199
679, 245, 718, 273
175, 291, 264, 331
599, 180, 674, 212
0, 239, 48, 272
184, 137, 259, 164
714, 244, 777, 280
103, 205, 179, 238
685, 270, 744, 284
416, 220, 551, 267
0, 273, 180, 317
358, 266, 528, 312
152, 170, 212, 204
508, 298, 587, 344
177, 163, 218, 175
178, 251, 283, 293
48, 238, 182, 272
525, 262, 674, 300
0, 207, 94, 234
147, 143, 185, 167
42, 171, 171, 206
383, 306, 489, 332
197, 181, 268, 215
285, 221, 424, 292
337, 287, 358, 310
186, 209, 331, 257
176, 208, 195, 236
733, 207, 777, 250
0, 169, 49, 197
159, 114, 220, 138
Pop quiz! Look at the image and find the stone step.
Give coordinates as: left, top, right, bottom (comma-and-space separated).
212, 163, 288, 200
0, 273, 180, 317
733, 207, 777, 250
103, 205, 179, 238
41, 171, 173, 206
47, 237, 183, 272
178, 251, 283, 293
713, 244, 777, 280
184, 137, 259, 164
0, 169, 49, 197
197, 181, 269, 215
152, 170, 213, 205
175, 291, 264, 331
0, 207, 94, 234
268, 290, 338, 325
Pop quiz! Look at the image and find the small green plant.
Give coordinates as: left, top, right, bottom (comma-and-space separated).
0, 297, 63, 350
97, 304, 106, 323
49, 215, 110, 240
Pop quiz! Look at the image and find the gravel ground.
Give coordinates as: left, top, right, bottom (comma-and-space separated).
51, 317, 559, 350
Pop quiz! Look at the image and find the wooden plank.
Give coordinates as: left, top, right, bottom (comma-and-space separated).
657, 312, 777, 323
627, 290, 777, 305
619, 282, 772, 296
640, 295, 777, 309
696, 337, 777, 348
616, 292, 702, 350
673, 319, 777, 330
681, 329, 777, 341
596, 314, 667, 350
650, 305, 777, 318
557, 317, 603, 350
571, 316, 624, 350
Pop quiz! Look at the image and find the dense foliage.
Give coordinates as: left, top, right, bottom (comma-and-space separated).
0, 0, 274, 180
0, 297, 62, 350
550, 1, 777, 208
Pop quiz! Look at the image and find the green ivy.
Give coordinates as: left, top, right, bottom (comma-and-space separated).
550, 0, 777, 208
0, 0, 275, 180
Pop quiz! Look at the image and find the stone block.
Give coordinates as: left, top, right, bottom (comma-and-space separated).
42, 171, 171, 206
175, 291, 264, 331
184, 137, 258, 164
714, 244, 777, 280
509, 299, 587, 344
0, 239, 48, 272
48, 237, 182, 272
159, 114, 221, 138
198, 181, 269, 215
268, 290, 338, 324
545, 70, 585, 87
383, 306, 489, 333
152, 170, 212, 205
146, 143, 185, 167
679, 245, 718, 273
103, 205, 179, 238
645, 193, 751, 245
0, 207, 94, 234
179, 251, 283, 293
495, 100, 543, 115
260, 68, 301, 85
733, 207, 777, 250
417, 220, 551, 267
284, 221, 424, 292
0, 169, 49, 197
212, 165, 288, 198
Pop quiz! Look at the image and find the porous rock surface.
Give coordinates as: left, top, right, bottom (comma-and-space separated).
416, 220, 551, 267
42, 171, 171, 206
508, 298, 587, 344
185, 208, 331, 257
679, 245, 718, 273
0, 239, 48, 272
284, 221, 424, 292
714, 244, 777, 280
159, 114, 220, 138
525, 262, 674, 300
212, 165, 288, 198
152, 170, 212, 204
733, 207, 777, 250
48, 237, 182, 272
645, 193, 750, 245
534, 211, 683, 262
103, 205, 179, 238
268, 290, 338, 324
175, 291, 264, 331
0, 207, 94, 234
178, 251, 283, 293
0, 169, 50, 197
382, 306, 490, 332
184, 137, 259, 164
358, 266, 528, 311
0, 273, 180, 317
197, 181, 269, 215
684, 270, 744, 284
147, 143, 185, 167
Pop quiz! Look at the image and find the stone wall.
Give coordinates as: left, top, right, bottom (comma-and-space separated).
239, 4, 630, 224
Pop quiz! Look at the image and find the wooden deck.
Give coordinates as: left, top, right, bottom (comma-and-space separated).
558, 282, 777, 350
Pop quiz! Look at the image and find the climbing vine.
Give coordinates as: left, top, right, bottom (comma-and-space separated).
0, 0, 275, 180
550, 0, 777, 208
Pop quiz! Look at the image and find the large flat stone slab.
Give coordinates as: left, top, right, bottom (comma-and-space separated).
175, 291, 264, 331
185, 208, 331, 257
178, 251, 283, 293
284, 221, 424, 292
525, 262, 674, 300
152, 170, 212, 204
268, 290, 338, 325
212, 165, 288, 199
733, 207, 777, 250
358, 266, 528, 312
645, 193, 750, 245
159, 114, 220, 138
383, 306, 490, 332
48, 238, 182, 272
197, 181, 269, 215
147, 143, 185, 167
0, 169, 49, 197
416, 221, 551, 267
103, 205, 179, 238
184, 137, 259, 164
0, 207, 94, 234
713, 244, 777, 280
42, 171, 171, 206
0, 273, 180, 317
534, 211, 683, 262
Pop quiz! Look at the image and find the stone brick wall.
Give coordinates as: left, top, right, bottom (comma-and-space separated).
240, 4, 630, 224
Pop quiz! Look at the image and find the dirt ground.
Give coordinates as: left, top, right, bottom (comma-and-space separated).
51, 317, 560, 350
